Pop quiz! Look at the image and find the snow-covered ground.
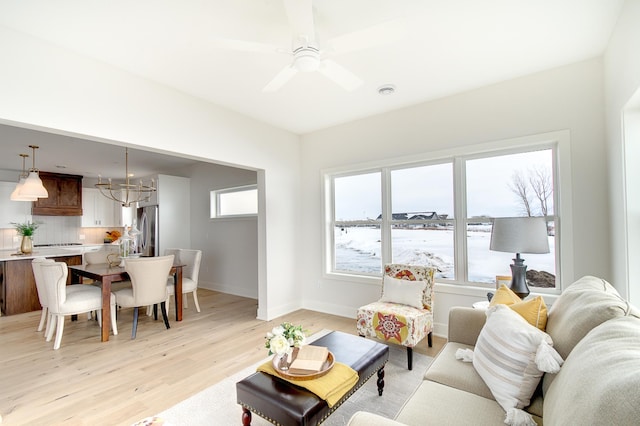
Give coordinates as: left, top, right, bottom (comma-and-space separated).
335, 226, 555, 284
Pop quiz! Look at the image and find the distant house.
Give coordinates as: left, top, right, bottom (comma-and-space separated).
409, 212, 439, 220
375, 212, 447, 224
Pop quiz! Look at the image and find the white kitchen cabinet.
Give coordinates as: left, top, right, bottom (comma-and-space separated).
81, 188, 118, 227
0, 181, 33, 227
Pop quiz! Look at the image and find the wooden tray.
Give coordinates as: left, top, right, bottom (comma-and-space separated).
272, 349, 335, 381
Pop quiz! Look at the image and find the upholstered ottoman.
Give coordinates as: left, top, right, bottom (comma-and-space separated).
236, 331, 389, 425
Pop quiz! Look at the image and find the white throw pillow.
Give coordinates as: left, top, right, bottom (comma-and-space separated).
378, 275, 425, 309
473, 305, 563, 426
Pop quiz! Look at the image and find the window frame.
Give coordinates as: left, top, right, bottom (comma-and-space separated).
210, 184, 258, 219
322, 130, 573, 294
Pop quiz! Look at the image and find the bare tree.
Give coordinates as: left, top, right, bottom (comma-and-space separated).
529, 165, 552, 217
509, 166, 553, 217
508, 170, 533, 216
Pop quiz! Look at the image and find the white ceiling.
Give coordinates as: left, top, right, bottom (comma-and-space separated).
0, 0, 625, 177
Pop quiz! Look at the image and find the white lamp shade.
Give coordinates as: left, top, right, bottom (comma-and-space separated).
20, 171, 49, 198
490, 217, 550, 254
10, 178, 38, 201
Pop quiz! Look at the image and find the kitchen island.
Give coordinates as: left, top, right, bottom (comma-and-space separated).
0, 246, 97, 315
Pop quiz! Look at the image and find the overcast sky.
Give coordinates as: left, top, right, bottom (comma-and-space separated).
335, 149, 553, 220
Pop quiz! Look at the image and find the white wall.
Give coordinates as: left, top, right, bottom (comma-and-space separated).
604, 0, 640, 306
187, 162, 258, 298
0, 25, 300, 320
300, 59, 609, 336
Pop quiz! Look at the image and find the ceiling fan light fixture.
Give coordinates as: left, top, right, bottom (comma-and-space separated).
293, 46, 320, 72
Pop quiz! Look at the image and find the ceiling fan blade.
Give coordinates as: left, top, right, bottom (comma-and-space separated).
262, 65, 298, 92
318, 59, 363, 91
209, 36, 279, 54
326, 19, 408, 55
283, 0, 316, 44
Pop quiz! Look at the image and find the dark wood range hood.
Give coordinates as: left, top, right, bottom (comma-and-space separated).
31, 171, 83, 216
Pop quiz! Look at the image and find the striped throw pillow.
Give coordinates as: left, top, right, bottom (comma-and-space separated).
473, 305, 563, 425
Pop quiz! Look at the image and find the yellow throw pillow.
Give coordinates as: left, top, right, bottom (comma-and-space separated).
509, 296, 548, 330
489, 284, 522, 306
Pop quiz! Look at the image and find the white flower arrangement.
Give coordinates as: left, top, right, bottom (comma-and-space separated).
265, 322, 307, 355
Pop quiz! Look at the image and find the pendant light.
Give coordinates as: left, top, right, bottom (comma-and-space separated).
10, 153, 38, 201
19, 145, 49, 199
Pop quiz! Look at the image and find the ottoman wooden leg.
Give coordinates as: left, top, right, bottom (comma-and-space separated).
242, 407, 252, 425
377, 366, 385, 396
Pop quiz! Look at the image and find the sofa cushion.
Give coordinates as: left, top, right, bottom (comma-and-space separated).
542, 276, 639, 396
473, 305, 562, 423
424, 342, 494, 400
395, 381, 541, 426
544, 316, 640, 425
545, 276, 634, 360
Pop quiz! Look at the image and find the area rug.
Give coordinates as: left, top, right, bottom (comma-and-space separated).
156, 331, 433, 425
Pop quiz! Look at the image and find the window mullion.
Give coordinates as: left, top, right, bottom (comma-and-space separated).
453, 157, 467, 283
381, 168, 392, 266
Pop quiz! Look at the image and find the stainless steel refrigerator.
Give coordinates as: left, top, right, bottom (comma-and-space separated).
137, 205, 159, 257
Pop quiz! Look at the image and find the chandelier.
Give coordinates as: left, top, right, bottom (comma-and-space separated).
95, 147, 156, 207
10, 145, 49, 201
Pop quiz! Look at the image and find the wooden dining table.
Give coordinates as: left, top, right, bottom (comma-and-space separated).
69, 262, 185, 342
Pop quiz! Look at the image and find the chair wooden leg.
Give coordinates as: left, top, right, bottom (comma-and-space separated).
428, 331, 433, 347
110, 305, 118, 336
192, 291, 201, 313
45, 312, 55, 340
153, 304, 158, 320
407, 347, 413, 370
53, 316, 65, 350
37, 307, 48, 332
131, 307, 139, 339
160, 302, 170, 330
45, 314, 57, 342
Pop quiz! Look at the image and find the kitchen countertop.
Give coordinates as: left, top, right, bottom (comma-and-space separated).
0, 244, 104, 261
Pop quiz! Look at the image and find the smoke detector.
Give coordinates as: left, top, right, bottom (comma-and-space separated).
378, 85, 396, 95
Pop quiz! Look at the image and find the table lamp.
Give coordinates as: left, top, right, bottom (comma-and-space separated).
489, 217, 550, 298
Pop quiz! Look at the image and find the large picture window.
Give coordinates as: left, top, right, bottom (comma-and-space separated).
326, 139, 561, 290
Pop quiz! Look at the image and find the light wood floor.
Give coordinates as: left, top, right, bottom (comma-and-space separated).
0, 289, 445, 425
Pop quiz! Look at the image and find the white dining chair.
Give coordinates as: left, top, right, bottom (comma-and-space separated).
32, 258, 91, 337
39, 261, 118, 350
165, 248, 202, 313
113, 255, 174, 339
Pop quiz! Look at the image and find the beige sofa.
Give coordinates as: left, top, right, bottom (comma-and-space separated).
348, 276, 640, 426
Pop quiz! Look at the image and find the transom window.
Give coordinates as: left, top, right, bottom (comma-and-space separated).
326, 137, 561, 291
210, 185, 257, 218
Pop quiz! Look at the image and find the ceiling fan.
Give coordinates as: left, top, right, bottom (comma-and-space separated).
210, 0, 406, 92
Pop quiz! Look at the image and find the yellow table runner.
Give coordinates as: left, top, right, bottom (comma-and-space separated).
257, 361, 359, 407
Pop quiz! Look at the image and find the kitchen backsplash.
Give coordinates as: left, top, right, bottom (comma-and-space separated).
0, 215, 123, 251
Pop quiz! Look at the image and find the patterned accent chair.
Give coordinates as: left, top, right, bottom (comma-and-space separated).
356, 264, 435, 370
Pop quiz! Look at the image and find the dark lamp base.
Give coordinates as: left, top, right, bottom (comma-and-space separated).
509, 254, 530, 299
